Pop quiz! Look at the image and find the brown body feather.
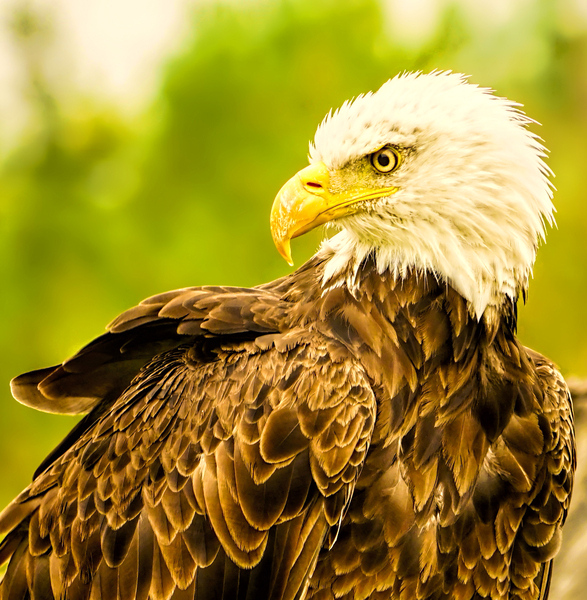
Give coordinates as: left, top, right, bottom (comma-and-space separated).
0, 255, 575, 600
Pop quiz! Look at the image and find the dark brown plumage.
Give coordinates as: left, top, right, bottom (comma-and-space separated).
0, 72, 576, 600
0, 258, 574, 600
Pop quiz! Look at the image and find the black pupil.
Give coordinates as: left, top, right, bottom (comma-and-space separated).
378, 153, 391, 167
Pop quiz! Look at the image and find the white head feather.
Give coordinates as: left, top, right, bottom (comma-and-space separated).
310, 71, 554, 318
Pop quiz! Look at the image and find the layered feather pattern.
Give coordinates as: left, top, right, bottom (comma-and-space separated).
0, 255, 574, 600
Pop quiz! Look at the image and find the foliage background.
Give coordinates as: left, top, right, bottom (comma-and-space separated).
1, 0, 586, 596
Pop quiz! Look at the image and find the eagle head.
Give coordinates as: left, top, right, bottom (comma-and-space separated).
270, 71, 554, 318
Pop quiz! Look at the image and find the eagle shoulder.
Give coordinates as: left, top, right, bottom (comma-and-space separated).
0, 281, 377, 600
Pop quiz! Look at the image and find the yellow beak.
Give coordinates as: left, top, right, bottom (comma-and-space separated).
270, 161, 398, 265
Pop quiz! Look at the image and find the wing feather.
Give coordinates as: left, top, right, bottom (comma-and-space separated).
1, 312, 375, 600
10, 286, 287, 416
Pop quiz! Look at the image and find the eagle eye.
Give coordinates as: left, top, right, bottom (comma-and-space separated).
370, 147, 400, 174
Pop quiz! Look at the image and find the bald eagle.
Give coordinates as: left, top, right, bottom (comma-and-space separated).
0, 72, 575, 600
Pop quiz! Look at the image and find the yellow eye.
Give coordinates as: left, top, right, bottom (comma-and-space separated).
370, 147, 400, 173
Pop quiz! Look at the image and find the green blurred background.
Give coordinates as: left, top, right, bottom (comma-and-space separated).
1, 0, 586, 596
